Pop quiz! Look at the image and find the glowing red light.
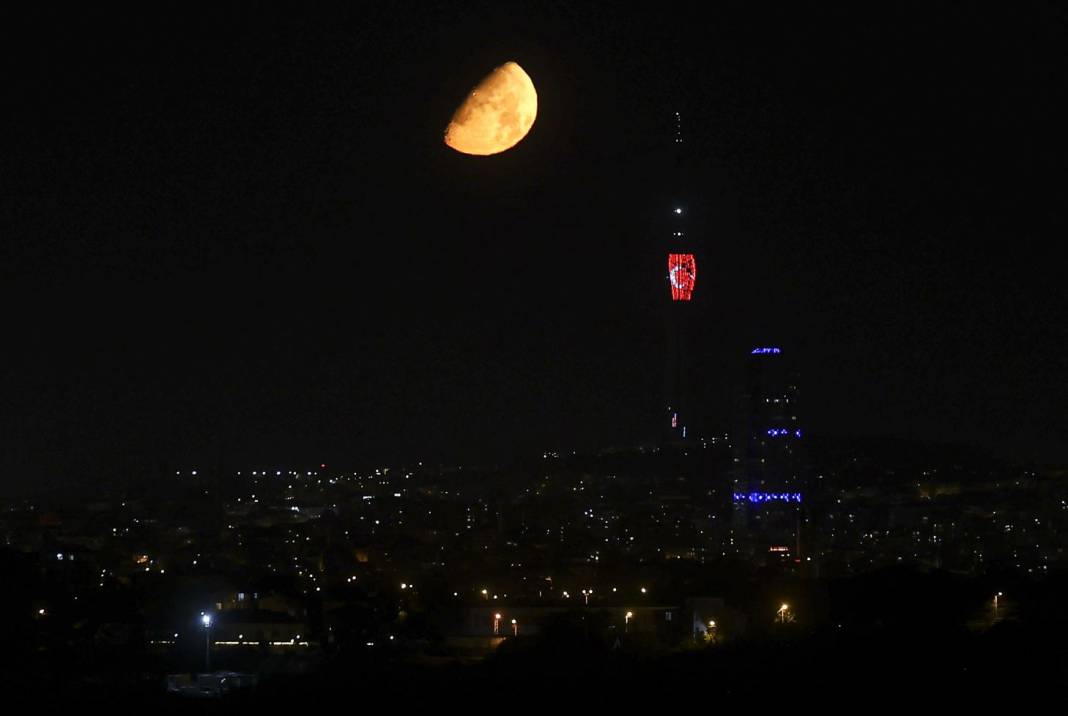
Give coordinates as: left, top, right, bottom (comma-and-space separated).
667, 253, 696, 301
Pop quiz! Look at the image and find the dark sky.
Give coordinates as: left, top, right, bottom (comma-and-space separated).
4, 4, 1066, 491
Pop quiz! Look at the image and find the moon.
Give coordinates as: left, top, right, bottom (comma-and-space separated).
444, 61, 537, 156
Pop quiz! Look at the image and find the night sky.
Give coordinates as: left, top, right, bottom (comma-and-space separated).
4, 4, 1066, 491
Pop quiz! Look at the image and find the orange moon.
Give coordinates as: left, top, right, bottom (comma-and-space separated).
444, 61, 537, 156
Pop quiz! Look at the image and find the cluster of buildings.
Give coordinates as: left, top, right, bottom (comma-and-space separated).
3, 406, 1064, 670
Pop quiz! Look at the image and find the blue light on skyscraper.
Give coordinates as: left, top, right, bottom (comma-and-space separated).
733, 492, 802, 504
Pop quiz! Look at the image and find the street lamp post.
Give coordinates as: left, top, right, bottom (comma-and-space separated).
625, 611, 633, 633
511, 618, 518, 636
778, 603, 789, 624
493, 613, 501, 635
201, 613, 213, 672
994, 592, 1003, 619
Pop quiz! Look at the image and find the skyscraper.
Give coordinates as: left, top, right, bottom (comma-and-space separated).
731, 346, 806, 557
738, 347, 803, 493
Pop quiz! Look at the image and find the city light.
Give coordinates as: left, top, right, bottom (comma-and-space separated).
201, 612, 213, 672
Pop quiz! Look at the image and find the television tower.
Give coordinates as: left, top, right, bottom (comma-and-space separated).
663, 110, 697, 442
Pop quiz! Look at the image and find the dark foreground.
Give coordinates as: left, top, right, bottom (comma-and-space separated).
4, 617, 1062, 708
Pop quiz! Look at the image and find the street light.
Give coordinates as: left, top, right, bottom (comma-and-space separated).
493, 613, 501, 635
708, 620, 717, 642
201, 612, 213, 672
511, 618, 518, 636
582, 589, 592, 605
625, 611, 633, 633
778, 603, 790, 624
994, 591, 1003, 618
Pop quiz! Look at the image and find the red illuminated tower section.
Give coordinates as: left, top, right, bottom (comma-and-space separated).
668, 253, 697, 301
663, 110, 697, 441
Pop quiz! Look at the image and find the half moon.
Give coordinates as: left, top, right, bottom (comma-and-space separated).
444, 61, 537, 156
